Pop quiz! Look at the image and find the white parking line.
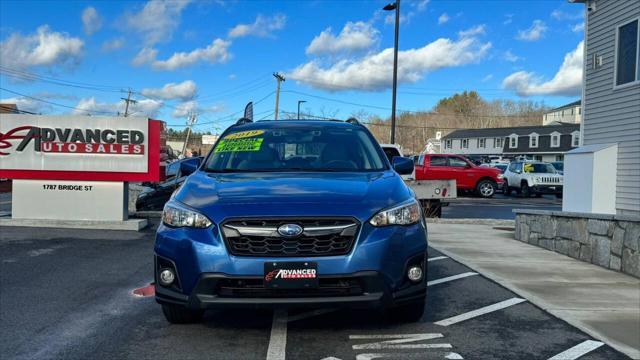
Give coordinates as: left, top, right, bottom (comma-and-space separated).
427, 272, 478, 287
266, 309, 288, 360
547, 340, 605, 360
434, 297, 526, 326
427, 256, 448, 262
350, 334, 450, 350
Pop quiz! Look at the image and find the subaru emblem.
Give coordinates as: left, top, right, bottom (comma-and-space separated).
277, 224, 303, 237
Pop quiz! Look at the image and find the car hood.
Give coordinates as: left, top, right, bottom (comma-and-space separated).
172, 170, 413, 223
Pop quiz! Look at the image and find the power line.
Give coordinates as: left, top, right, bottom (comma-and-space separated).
0, 87, 115, 115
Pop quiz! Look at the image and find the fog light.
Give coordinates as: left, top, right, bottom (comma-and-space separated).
407, 266, 423, 282
159, 268, 175, 286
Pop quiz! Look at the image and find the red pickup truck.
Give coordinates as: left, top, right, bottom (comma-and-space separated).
414, 154, 504, 198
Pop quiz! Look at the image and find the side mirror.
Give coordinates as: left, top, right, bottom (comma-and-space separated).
179, 158, 201, 177
392, 156, 414, 175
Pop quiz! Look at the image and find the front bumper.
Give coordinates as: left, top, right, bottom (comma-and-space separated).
154, 221, 428, 309
531, 184, 563, 194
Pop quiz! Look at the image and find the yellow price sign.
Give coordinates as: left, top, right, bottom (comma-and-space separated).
224, 130, 264, 140
214, 138, 264, 153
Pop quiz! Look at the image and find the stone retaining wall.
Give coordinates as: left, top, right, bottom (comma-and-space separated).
514, 210, 640, 278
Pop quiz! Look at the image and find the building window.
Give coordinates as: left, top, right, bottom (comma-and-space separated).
550, 133, 560, 148
445, 139, 452, 149
494, 137, 503, 148
571, 132, 580, 147
556, 155, 564, 162
615, 18, 640, 86
478, 138, 486, 148
461, 139, 469, 149
534, 155, 543, 161
509, 135, 518, 149
529, 133, 539, 148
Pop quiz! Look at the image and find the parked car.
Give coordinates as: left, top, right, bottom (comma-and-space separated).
414, 154, 504, 198
154, 119, 428, 324
503, 161, 563, 198
380, 144, 411, 180
136, 157, 203, 211
480, 163, 508, 173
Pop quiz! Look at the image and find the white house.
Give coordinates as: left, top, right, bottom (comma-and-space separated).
543, 100, 582, 125
441, 124, 580, 162
565, 0, 640, 216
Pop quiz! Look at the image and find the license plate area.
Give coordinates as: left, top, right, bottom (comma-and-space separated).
264, 262, 318, 289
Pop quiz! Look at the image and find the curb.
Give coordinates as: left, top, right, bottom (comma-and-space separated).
426, 218, 515, 227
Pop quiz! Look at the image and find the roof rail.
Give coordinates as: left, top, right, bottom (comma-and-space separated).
235, 117, 253, 126
345, 117, 361, 125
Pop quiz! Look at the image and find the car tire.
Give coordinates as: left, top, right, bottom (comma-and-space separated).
476, 180, 496, 198
521, 183, 531, 198
504, 180, 512, 196
161, 304, 204, 324
390, 297, 426, 322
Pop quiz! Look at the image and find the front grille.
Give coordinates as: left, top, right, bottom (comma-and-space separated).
216, 277, 364, 298
540, 177, 562, 184
221, 218, 359, 257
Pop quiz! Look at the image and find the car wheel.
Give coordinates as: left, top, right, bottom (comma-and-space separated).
521, 183, 531, 198
161, 304, 204, 324
476, 180, 496, 198
503, 180, 511, 195
389, 297, 426, 322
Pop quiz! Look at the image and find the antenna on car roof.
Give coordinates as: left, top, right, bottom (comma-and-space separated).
235, 117, 253, 126
346, 117, 360, 125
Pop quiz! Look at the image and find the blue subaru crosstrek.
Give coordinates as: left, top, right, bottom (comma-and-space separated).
154, 118, 428, 323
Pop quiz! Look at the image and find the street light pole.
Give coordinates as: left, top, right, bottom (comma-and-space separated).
384, 0, 400, 144
297, 100, 306, 119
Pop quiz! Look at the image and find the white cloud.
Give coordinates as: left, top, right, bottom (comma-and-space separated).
289, 32, 491, 91
228, 14, 286, 38
151, 38, 231, 70
415, 0, 429, 12
572, 22, 585, 33
458, 24, 486, 38
101, 38, 125, 52
502, 41, 583, 97
504, 50, 522, 62
123, 0, 191, 45
141, 80, 197, 101
131, 47, 158, 66
0, 97, 50, 114
82, 7, 102, 35
551, 9, 583, 20
73, 97, 163, 117
306, 21, 379, 56
172, 100, 198, 118
516, 20, 547, 41
438, 13, 450, 25
0, 26, 83, 71
503, 14, 514, 25
481, 74, 493, 82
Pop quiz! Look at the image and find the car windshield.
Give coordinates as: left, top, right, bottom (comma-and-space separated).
523, 163, 557, 174
203, 126, 387, 172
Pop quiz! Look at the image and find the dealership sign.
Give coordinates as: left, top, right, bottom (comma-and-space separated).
0, 115, 161, 182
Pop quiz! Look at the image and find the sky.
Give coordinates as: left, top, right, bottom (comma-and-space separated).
0, 0, 586, 133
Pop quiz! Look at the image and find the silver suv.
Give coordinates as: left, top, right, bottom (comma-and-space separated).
503, 161, 563, 198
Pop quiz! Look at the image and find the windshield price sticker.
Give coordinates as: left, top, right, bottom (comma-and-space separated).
224, 130, 264, 140
214, 138, 264, 153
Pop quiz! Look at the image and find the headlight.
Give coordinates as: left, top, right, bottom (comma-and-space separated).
497, 174, 505, 179
162, 202, 212, 228
370, 199, 421, 226
534, 177, 541, 183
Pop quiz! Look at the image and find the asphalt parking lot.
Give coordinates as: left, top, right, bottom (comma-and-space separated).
0, 221, 627, 360
444, 193, 562, 220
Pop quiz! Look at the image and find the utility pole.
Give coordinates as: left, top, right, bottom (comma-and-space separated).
383, 0, 400, 143
273, 73, 285, 120
297, 100, 306, 120
182, 112, 197, 157
121, 88, 137, 117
